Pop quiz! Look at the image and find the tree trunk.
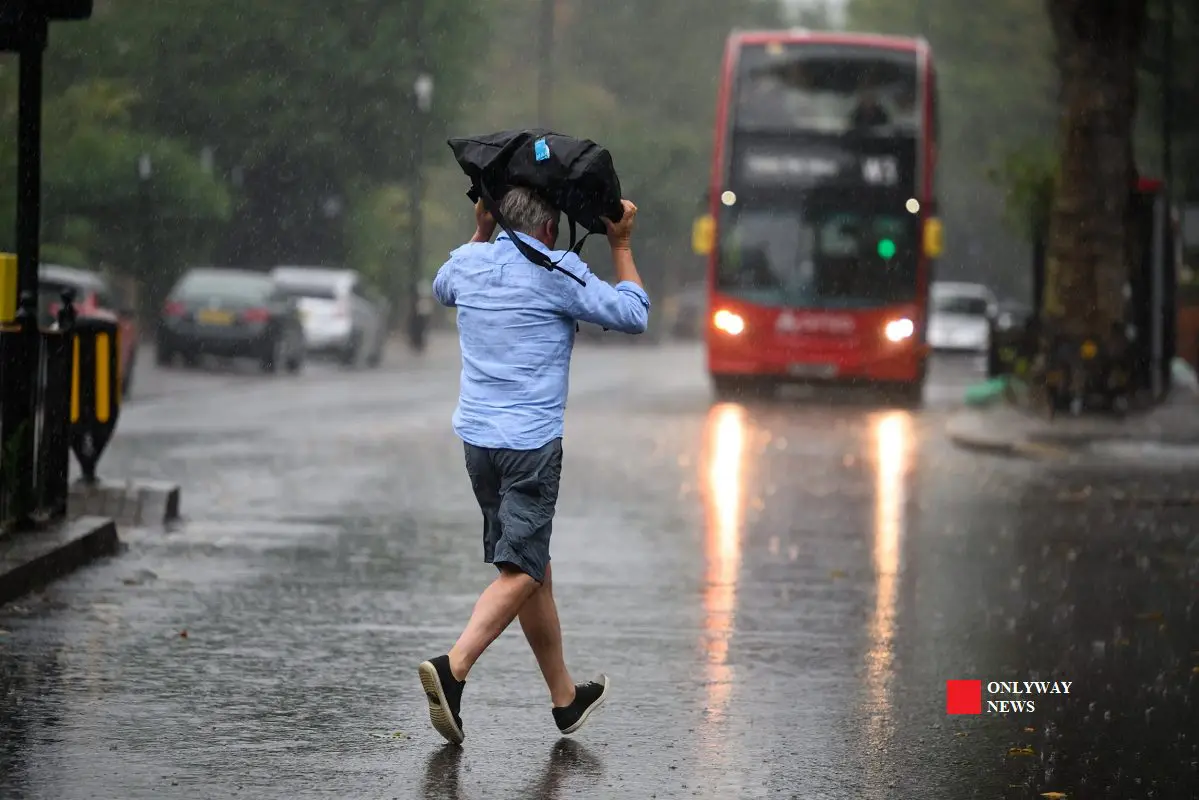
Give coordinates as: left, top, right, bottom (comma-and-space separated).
1042, 0, 1147, 338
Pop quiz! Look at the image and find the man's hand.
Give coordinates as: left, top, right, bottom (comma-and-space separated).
601, 199, 644, 290
602, 200, 637, 251
472, 198, 497, 243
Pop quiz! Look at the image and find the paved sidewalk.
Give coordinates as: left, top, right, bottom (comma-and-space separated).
947, 391, 1199, 459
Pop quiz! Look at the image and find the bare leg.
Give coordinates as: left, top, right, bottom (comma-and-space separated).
517, 563, 576, 707
447, 565, 539, 681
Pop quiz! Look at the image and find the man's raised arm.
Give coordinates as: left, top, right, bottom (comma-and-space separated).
562, 200, 651, 334
432, 263, 456, 307
434, 199, 499, 307
470, 198, 497, 243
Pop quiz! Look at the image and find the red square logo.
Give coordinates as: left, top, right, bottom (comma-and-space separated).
946, 680, 982, 714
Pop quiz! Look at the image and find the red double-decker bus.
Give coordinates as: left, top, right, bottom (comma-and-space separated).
699, 30, 941, 403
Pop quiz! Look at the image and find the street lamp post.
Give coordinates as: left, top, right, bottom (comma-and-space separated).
1163, 0, 1174, 204
407, 73, 434, 350
137, 154, 154, 310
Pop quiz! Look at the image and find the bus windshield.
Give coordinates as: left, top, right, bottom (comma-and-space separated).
715, 204, 918, 309
735, 43, 919, 135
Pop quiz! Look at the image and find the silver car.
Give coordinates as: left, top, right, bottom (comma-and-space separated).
270, 267, 388, 367
928, 281, 997, 353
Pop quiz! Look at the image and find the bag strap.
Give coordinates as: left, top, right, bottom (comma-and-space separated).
564, 217, 598, 257
478, 181, 587, 287
571, 227, 594, 255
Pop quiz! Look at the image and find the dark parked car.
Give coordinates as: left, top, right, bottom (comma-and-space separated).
157, 268, 305, 373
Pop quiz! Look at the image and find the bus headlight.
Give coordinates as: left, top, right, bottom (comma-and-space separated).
884, 317, 914, 342
713, 309, 745, 335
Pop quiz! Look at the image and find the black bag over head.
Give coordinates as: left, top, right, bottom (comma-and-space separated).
447, 129, 624, 285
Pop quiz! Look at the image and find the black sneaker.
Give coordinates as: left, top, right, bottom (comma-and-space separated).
552, 675, 609, 735
418, 655, 465, 745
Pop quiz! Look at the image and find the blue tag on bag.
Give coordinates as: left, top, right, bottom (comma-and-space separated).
534, 138, 550, 162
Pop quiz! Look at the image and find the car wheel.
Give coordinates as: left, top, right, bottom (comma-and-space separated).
260, 335, 281, 374
122, 355, 137, 398
181, 350, 200, 368
366, 333, 385, 368
340, 331, 362, 366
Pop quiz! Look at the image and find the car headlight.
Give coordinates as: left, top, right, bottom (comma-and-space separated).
713, 309, 745, 335
884, 317, 914, 342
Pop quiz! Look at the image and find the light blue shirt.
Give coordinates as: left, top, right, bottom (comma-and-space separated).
432, 232, 651, 450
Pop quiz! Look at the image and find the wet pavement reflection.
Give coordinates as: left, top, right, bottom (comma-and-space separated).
1, 340, 1196, 798
700, 403, 744, 725
421, 738, 604, 800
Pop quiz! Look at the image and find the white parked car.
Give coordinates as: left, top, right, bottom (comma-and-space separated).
270, 266, 389, 367
927, 281, 997, 353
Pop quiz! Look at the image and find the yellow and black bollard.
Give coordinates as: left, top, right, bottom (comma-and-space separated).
68, 316, 121, 483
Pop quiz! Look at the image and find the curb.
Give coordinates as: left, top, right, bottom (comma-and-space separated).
0, 516, 119, 607
69, 479, 182, 527
945, 420, 1074, 461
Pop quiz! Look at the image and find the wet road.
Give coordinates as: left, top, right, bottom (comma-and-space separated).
2, 336, 1197, 799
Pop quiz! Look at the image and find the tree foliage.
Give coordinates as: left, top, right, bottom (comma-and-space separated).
44, 0, 485, 271
0, 69, 230, 276
987, 140, 1058, 239
2, 0, 486, 306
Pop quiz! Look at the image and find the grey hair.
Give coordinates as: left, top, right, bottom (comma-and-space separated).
498, 187, 559, 236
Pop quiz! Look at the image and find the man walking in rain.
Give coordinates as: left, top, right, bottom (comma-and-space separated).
419, 186, 649, 745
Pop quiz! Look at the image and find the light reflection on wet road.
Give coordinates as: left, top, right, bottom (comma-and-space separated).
700, 402, 744, 725
1, 337, 1196, 799
861, 410, 908, 795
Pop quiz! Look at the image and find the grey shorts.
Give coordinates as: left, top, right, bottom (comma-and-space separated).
463, 437, 563, 584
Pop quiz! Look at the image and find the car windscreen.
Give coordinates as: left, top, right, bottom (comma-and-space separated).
174, 272, 272, 303
933, 295, 990, 316
716, 204, 918, 308
275, 283, 338, 300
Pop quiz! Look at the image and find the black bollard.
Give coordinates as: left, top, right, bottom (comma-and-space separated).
0, 291, 42, 525
39, 290, 75, 517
